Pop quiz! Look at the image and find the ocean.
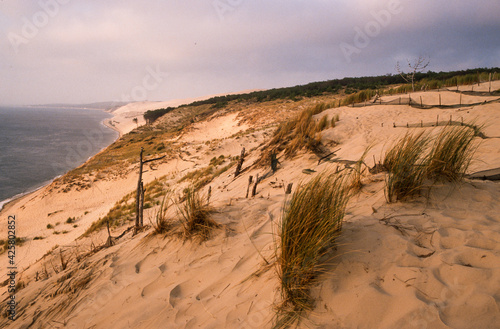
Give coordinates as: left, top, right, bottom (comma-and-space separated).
0, 106, 118, 208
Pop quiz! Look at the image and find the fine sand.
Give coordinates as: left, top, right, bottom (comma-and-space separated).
1, 83, 499, 328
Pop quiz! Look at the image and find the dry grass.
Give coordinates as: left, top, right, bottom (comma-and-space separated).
383, 131, 429, 202
151, 193, 174, 234
178, 188, 219, 240
383, 126, 480, 202
260, 106, 334, 165
180, 156, 236, 190
342, 89, 377, 106
83, 177, 169, 236
426, 125, 478, 182
348, 146, 372, 192
274, 172, 350, 328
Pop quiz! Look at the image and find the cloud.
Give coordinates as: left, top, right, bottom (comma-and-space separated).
0, 0, 499, 105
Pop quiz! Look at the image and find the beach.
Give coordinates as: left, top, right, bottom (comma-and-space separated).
1, 82, 500, 328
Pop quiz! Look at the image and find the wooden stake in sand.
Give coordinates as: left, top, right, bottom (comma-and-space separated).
234, 147, 246, 177
489, 73, 492, 93
139, 182, 145, 226
106, 220, 114, 247
270, 151, 279, 173
285, 183, 293, 195
439, 94, 441, 106
420, 96, 423, 108
135, 147, 165, 230
251, 174, 259, 197
245, 176, 253, 198
436, 115, 439, 126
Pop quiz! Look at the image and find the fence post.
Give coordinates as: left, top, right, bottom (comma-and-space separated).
436, 115, 439, 126
439, 94, 441, 106
420, 96, 423, 108
489, 73, 492, 93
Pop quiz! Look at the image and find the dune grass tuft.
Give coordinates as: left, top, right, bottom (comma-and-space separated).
275, 172, 350, 328
426, 125, 478, 182
260, 106, 332, 165
151, 193, 174, 234
383, 131, 429, 202
178, 188, 219, 240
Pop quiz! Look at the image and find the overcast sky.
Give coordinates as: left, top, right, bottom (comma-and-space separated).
1, 0, 499, 106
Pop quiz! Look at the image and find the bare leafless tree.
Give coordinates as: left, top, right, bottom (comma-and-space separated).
396, 55, 430, 92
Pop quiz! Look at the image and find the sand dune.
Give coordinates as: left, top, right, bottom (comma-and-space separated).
1, 84, 500, 328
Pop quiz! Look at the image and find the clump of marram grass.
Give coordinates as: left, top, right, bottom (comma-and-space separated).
316, 114, 329, 131
259, 107, 331, 165
151, 193, 174, 234
275, 172, 351, 328
426, 125, 478, 182
178, 188, 219, 240
383, 131, 430, 202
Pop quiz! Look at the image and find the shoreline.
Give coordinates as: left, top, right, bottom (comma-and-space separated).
0, 107, 125, 214
102, 116, 124, 138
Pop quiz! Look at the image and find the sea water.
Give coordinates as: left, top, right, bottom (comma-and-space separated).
0, 106, 118, 208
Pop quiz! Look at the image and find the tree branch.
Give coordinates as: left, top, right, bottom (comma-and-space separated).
143, 155, 166, 164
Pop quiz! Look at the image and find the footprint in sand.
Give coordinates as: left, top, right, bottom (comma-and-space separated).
141, 272, 168, 298
436, 227, 466, 249
454, 248, 500, 269
465, 235, 497, 250
169, 283, 183, 307
440, 293, 500, 328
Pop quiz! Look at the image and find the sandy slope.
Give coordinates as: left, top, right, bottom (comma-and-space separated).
106, 89, 260, 136
1, 85, 500, 328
